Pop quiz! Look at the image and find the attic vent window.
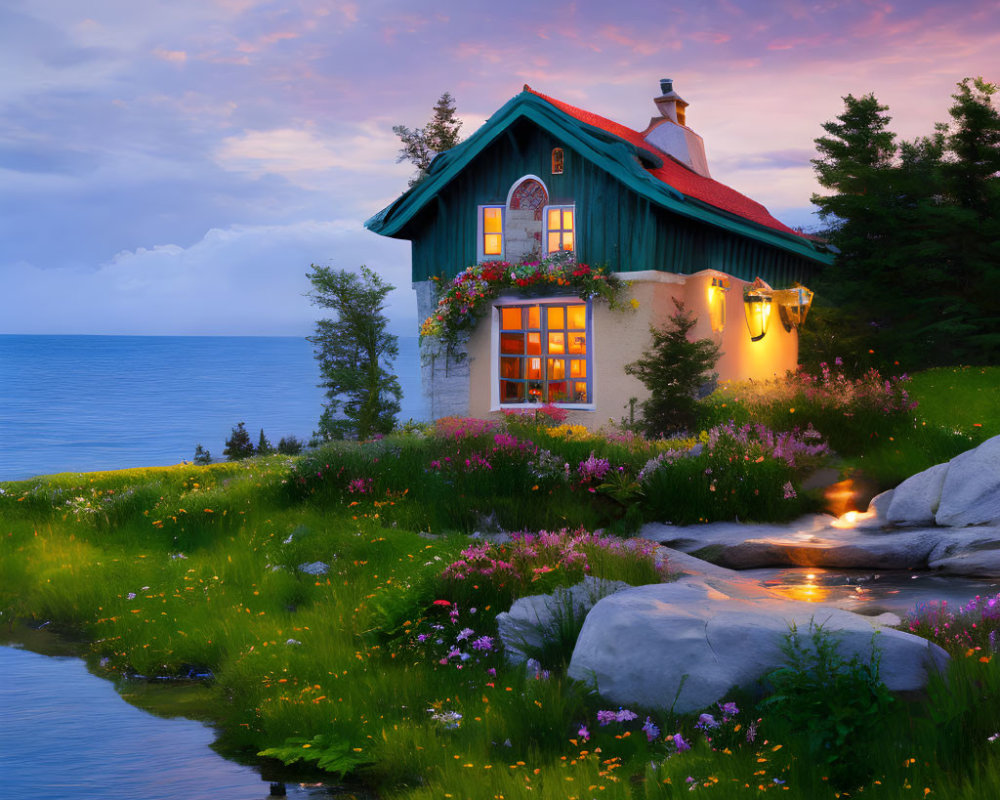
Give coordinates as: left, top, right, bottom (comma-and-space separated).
551, 147, 564, 174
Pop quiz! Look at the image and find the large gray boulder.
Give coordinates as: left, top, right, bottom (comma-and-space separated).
936, 436, 1000, 527
885, 462, 948, 526
568, 577, 948, 714
496, 576, 631, 664
927, 526, 1000, 575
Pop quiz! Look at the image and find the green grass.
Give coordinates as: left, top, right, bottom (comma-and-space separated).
2, 366, 999, 799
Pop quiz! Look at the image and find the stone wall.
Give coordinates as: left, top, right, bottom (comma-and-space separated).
414, 280, 470, 419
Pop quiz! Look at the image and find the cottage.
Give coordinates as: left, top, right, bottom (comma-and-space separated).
365, 80, 832, 426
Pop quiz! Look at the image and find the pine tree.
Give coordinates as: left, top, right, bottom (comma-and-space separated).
940, 77, 1000, 362
307, 265, 402, 441
393, 92, 462, 186
223, 422, 255, 461
193, 444, 212, 465
257, 429, 273, 456
625, 299, 719, 437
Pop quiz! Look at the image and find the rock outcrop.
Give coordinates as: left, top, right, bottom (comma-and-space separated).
567, 576, 948, 713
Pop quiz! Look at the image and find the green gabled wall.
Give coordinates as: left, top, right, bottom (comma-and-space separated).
402, 118, 821, 288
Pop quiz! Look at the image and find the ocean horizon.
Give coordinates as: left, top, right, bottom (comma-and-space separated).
0, 334, 427, 482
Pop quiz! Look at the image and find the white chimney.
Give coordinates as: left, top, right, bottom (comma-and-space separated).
642, 78, 711, 178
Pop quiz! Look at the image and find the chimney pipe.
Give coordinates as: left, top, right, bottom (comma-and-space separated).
659, 78, 673, 95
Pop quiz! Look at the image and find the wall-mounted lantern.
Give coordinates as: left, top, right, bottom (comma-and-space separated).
743, 278, 773, 342
707, 275, 730, 332
774, 285, 815, 331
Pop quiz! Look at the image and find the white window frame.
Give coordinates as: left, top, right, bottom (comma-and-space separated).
477, 205, 505, 262
489, 295, 595, 411
543, 204, 576, 255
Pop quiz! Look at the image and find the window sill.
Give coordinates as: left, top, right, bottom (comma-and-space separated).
493, 403, 595, 412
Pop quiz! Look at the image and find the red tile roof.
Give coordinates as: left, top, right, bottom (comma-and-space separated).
524, 85, 804, 238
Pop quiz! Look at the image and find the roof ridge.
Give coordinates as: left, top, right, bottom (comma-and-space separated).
522, 85, 806, 240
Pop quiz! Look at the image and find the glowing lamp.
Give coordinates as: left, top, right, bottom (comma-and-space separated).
706, 276, 729, 333
775, 285, 815, 331
743, 289, 772, 341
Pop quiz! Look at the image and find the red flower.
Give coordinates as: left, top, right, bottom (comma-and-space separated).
432, 599, 452, 606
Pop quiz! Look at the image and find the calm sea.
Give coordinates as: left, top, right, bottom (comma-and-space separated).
0, 334, 426, 482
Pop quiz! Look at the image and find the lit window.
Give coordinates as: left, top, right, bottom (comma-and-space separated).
551, 147, 564, 174
544, 205, 575, 254
496, 300, 590, 405
477, 205, 504, 261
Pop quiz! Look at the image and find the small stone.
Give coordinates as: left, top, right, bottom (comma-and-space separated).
297, 561, 329, 575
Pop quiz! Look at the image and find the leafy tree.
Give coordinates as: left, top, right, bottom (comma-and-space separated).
257, 429, 273, 456
307, 265, 402, 441
625, 299, 719, 437
223, 422, 255, 461
193, 444, 212, 465
393, 91, 462, 185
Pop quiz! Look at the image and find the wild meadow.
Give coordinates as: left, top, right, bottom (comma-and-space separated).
2, 363, 1000, 799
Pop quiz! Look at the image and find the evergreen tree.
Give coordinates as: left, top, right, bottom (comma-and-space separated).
625, 299, 719, 437
940, 78, 1000, 362
257, 429, 273, 456
276, 436, 304, 455
307, 265, 402, 441
393, 92, 462, 186
223, 422, 255, 461
193, 444, 212, 465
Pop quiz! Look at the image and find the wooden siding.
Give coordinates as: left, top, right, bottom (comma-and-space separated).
406, 119, 819, 288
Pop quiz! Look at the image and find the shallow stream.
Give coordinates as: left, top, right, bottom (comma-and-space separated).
740, 567, 1000, 618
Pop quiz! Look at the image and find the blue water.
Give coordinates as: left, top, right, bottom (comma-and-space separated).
0, 334, 426, 482
0, 644, 327, 800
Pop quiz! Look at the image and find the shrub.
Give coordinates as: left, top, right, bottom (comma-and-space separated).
761, 621, 895, 790
702, 359, 917, 456
638, 422, 829, 524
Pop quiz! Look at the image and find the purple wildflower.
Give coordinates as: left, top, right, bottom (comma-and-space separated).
596, 710, 618, 726
456, 627, 475, 641
642, 716, 660, 742
578, 724, 590, 742
696, 713, 719, 730
719, 701, 739, 717
616, 708, 638, 723
471, 635, 494, 651
672, 733, 691, 752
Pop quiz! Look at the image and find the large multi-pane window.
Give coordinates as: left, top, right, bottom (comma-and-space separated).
497, 300, 590, 405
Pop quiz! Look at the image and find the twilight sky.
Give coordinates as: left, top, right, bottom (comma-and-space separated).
2, 0, 997, 336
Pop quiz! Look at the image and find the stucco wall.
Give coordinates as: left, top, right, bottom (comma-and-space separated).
429, 270, 800, 429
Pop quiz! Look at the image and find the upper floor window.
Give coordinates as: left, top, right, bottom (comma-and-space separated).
545, 205, 575, 254
551, 147, 564, 174
478, 205, 504, 261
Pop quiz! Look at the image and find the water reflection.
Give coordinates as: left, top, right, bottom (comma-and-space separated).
741, 568, 1000, 617
0, 645, 329, 800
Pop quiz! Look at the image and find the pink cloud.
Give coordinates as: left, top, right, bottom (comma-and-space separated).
152, 48, 188, 64
689, 30, 732, 45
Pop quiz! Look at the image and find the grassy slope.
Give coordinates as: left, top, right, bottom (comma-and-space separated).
2, 367, 1000, 798
845, 366, 998, 488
